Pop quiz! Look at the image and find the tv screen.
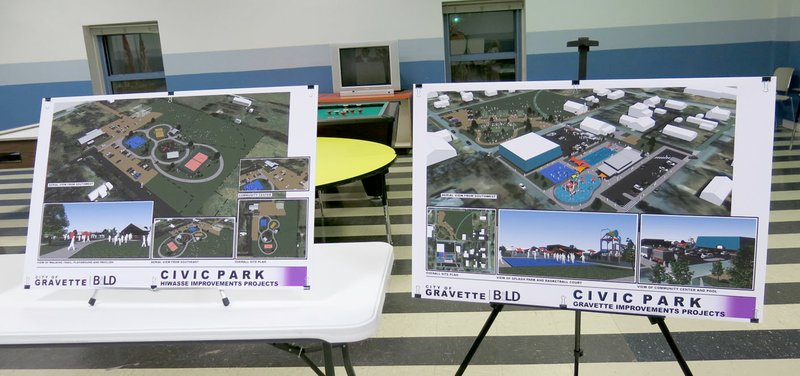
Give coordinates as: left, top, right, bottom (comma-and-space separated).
331, 41, 400, 96
339, 46, 391, 87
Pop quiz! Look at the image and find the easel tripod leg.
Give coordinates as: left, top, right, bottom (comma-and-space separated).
648, 316, 693, 376
573, 311, 583, 376
455, 303, 504, 376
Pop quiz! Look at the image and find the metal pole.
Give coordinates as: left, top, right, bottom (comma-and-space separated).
573, 311, 584, 376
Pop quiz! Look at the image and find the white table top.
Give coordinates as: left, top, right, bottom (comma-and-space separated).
0, 242, 393, 345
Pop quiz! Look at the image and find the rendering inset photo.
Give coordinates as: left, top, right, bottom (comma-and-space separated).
639, 214, 758, 289
238, 157, 309, 192
236, 199, 308, 258
426, 207, 496, 274
498, 209, 638, 282
152, 217, 235, 258
38, 201, 153, 259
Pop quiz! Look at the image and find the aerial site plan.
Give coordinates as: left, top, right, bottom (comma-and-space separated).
25, 86, 318, 290
412, 78, 774, 321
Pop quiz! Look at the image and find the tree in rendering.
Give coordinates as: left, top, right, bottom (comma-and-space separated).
667, 258, 694, 285
728, 247, 755, 289
41, 204, 69, 245
650, 263, 667, 284
711, 260, 725, 281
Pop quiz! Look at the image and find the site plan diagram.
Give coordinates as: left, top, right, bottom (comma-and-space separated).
412, 78, 774, 321
25, 86, 318, 290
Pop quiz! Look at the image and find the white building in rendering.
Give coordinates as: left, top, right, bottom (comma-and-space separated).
619, 114, 655, 132
78, 129, 105, 145
563, 100, 588, 115
664, 99, 688, 111
433, 99, 449, 109
700, 176, 733, 206
593, 88, 611, 97
662, 124, 698, 141
597, 147, 642, 177
232, 96, 252, 107
607, 90, 625, 100
426, 130, 457, 166
580, 117, 616, 136
460, 91, 474, 102
706, 106, 731, 121
644, 96, 661, 107
628, 103, 653, 118
687, 116, 719, 130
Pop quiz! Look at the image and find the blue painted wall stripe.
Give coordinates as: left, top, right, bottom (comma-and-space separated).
528, 41, 781, 81
527, 17, 800, 54
4, 40, 800, 132
0, 81, 93, 131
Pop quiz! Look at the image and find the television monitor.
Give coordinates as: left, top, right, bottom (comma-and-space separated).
331, 41, 401, 96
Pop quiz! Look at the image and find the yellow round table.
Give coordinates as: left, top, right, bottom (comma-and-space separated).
315, 137, 397, 244
316, 137, 396, 189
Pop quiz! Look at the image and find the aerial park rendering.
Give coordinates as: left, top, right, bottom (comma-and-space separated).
425, 85, 736, 216
152, 217, 235, 258
42, 93, 293, 217
238, 157, 309, 192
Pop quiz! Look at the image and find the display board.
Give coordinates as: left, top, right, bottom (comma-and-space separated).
412, 78, 773, 322
25, 86, 318, 290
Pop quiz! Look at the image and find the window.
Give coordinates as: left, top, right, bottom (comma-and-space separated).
442, 1, 524, 82
83, 22, 167, 94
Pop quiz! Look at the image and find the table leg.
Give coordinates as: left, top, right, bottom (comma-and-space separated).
362, 173, 392, 244
341, 343, 356, 376
323, 341, 336, 375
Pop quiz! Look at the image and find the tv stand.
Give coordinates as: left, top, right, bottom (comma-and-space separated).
319, 90, 412, 149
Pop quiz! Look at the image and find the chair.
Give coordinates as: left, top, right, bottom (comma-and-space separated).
774, 67, 797, 149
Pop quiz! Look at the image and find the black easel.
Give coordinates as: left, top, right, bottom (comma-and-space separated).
456, 306, 693, 375
456, 36, 694, 376
455, 303, 503, 376
566, 37, 598, 81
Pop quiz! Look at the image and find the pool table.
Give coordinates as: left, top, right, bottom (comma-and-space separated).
317, 101, 399, 147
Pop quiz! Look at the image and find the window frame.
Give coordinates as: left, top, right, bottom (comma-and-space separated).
442, 0, 525, 82
83, 22, 166, 95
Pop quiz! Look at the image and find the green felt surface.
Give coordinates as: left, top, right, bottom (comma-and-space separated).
318, 102, 386, 119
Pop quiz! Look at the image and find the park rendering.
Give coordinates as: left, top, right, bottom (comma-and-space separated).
152, 217, 235, 259
638, 214, 758, 289
498, 209, 638, 282
38, 201, 153, 259
426, 86, 737, 216
42, 93, 293, 217
239, 157, 309, 192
